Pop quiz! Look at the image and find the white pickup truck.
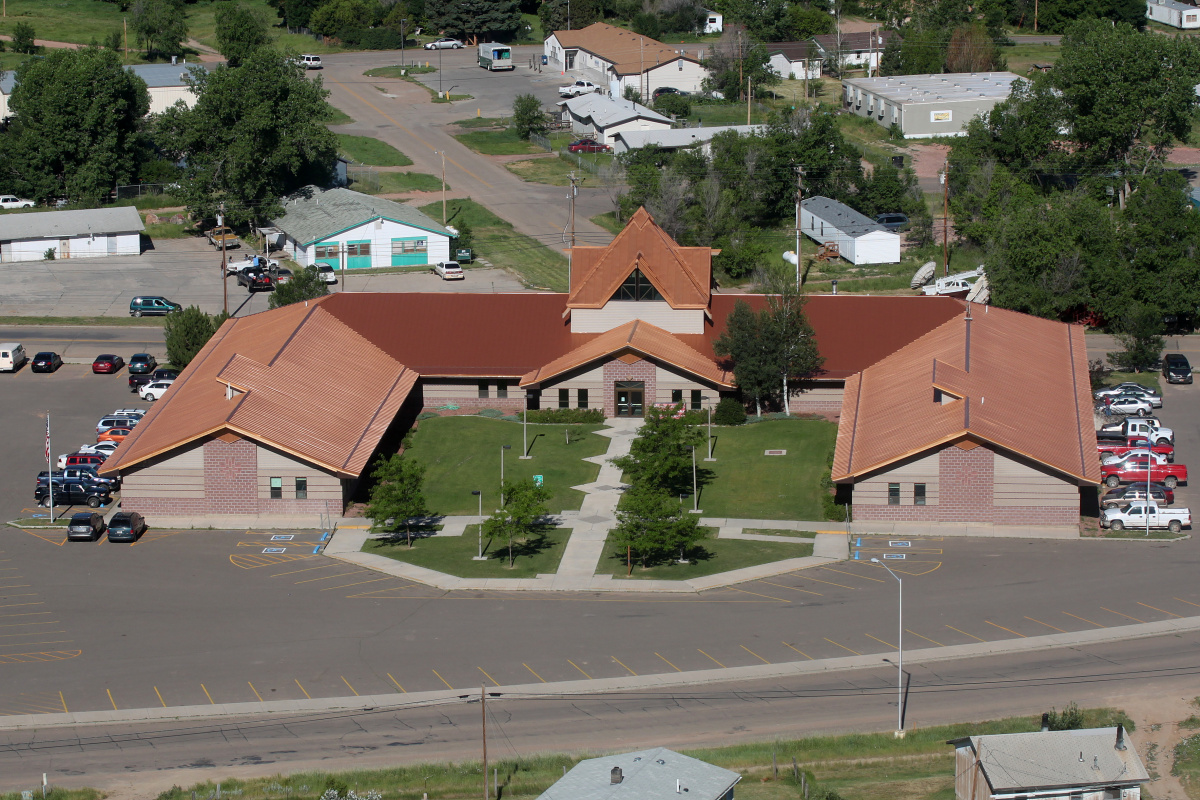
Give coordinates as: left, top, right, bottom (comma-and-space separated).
1100, 417, 1173, 445
559, 80, 601, 97
1101, 501, 1190, 533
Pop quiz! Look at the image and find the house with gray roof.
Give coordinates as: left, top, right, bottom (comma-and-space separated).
537, 747, 740, 800
0, 61, 207, 120
557, 94, 673, 145
0, 207, 144, 263
611, 124, 765, 155
801, 196, 900, 265
951, 726, 1149, 800
273, 186, 453, 270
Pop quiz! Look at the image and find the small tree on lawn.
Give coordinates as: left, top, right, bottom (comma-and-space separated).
611, 484, 704, 572
11, 23, 38, 55
164, 305, 218, 369
365, 453, 429, 548
714, 299, 777, 417
483, 478, 551, 567
760, 269, 824, 415
269, 265, 330, 309
1107, 303, 1164, 373
612, 404, 704, 495
512, 93, 547, 140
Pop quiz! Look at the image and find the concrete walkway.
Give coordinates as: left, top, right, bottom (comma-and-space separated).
700, 518, 1081, 539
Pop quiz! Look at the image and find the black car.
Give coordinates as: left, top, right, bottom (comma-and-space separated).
66, 512, 106, 541
1101, 482, 1174, 509
107, 511, 146, 543
652, 86, 685, 99
129, 373, 153, 393
128, 353, 158, 374
238, 268, 274, 291
30, 352, 62, 373
152, 368, 179, 382
1162, 353, 1192, 384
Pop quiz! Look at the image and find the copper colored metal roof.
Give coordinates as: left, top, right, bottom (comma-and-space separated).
520, 320, 734, 387
832, 304, 1101, 484
568, 208, 712, 310
101, 301, 417, 478
550, 22, 700, 75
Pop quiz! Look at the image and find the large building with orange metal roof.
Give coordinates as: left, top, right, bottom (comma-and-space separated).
99, 209, 1093, 526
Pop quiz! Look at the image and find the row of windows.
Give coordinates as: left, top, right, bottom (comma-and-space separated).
270, 477, 308, 500
887, 483, 926, 506
313, 239, 429, 259
559, 389, 590, 409
671, 389, 704, 410
479, 382, 510, 399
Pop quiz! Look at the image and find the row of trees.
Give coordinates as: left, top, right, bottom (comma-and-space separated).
846, 0, 1143, 34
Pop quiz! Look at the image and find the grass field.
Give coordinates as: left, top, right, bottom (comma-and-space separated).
505, 155, 596, 186
1103, 372, 1162, 392
418, 199, 570, 290
597, 528, 814, 579
364, 65, 437, 79
364, 525, 570, 578
453, 128, 549, 156
1176, 731, 1200, 800
336, 134, 413, 167
687, 102, 773, 126
402, 416, 608, 515
143, 221, 190, 240
590, 212, 624, 234
325, 103, 354, 126
454, 116, 508, 128
696, 419, 838, 521
1001, 43, 1064, 75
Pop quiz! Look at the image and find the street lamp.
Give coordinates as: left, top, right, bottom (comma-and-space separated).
471, 490, 486, 560
434, 150, 447, 224
870, 557, 904, 735
500, 445, 511, 506
520, 406, 532, 459
400, 19, 408, 67
704, 401, 715, 462
688, 445, 700, 513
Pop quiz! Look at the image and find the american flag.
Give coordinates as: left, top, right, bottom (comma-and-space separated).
44, 414, 50, 466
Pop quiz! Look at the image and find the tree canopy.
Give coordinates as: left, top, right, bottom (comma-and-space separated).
610, 484, 705, 570
365, 453, 429, 547
425, 0, 522, 41
612, 405, 704, 495
214, 1, 272, 66
131, 0, 189, 58
268, 266, 331, 308
483, 479, 551, 567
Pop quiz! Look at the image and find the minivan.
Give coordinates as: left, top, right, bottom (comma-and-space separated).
129, 296, 180, 317
0, 343, 27, 372
1162, 353, 1193, 384
96, 415, 140, 434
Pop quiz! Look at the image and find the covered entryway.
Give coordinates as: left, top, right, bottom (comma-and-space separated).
615, 381, 644, 417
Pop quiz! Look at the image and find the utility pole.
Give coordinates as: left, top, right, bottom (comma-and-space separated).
1034, 0, 1039, 33
219, 202, 228, 315
437, 150, 447, 224
746, 75, 751, 124
481, 687, 488, 800
941, 158, 949, 276
400, 19, 408, 67
795, 166, 804, 289
123, 17, 128, 63
737, 30, 743, 101
568, 172, 578, 252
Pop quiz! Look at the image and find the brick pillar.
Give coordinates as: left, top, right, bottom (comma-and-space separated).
938, 445, 995, 523
601, 358, 656, 417
204, 438, 258, 515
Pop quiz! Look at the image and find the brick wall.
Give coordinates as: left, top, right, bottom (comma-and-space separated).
420, 397, 528, 415
602, 358, 656, 417
203, 438, 258, 514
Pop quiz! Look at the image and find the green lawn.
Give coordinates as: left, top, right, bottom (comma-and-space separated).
364, 65, 437, 79
696, 419, 838, 520
505, 155, 591, 186
403, 416, 608, 515
1001, 43, 1063, 75
744, 528, 817, 537
687, 102, 772, 126
143, 221, 190, 240
418, 199, 570, 290
453, 128, 549, 156
1103, 371, 1162, 391
336, 134, 413, 167
454, 116, 508, 128
364, 525, 570, 578
590, 212, 624, 234
325, 103, 354, 126
596, 528, 814, 580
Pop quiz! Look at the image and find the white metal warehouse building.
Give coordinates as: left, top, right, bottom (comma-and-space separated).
842, 72, 1020, 138
801, 196, 899, 266
0, 207, 144, 263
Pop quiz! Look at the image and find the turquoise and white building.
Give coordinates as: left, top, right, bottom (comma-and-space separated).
273, 186, 453, 270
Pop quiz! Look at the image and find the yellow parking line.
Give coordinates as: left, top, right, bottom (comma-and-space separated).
759, 580, 822, 596
1062, 611, 1106, 628
782, 641, 813, 660
432, 669, 454, 689
1137, 601, 1181, 618
387, 672, 406, 693
106, 689, 117, 710
905, 629, 943, 646
822, 566, 884, 582
823, 638, 862, 655
322, 578, 392, 591
270, 565, 343, 578
1024, 616, 1067, 632
478, 667, 500, 686
612, 655, 637, 675
248, 681, 263, 702
341, 676, 358, 696
567, 659, 592, 679
59, 691, 67, 713
945, 625, 986, 641
799, 575, 857, 589
154, 686, 165, 707
201, 684, 214, 704
655, 652, 682, 672
1099, 606, 1143, 623
985, 620, 1026, 638
697, 648, 725, 668
739, 644, 770, 664
522, 663, 546, 683
1174, 597, 1200, 608
295, 678, 311, 699
728, 586, 789, 602
865, 633, 896, 649
295, 571, 365, 584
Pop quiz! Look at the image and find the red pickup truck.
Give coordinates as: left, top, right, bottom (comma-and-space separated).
1101, 456, 1188, 489
1097, 436, 1174, 463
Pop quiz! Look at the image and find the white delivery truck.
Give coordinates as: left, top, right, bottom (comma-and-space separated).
478, 43, 513, 71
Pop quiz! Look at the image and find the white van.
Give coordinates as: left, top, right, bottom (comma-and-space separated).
0, 343, 27, 372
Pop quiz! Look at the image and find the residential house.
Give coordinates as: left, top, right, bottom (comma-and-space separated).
272, 186, 453, 271
0, 61, 207, 120
558, 94, 673, 145
610, 124, 764, 155
951, 726, 1148, 800
841, 72, 1021, 138
812, 30, 899, 73
544, 22, 708, 98
767, 42, 822, 80
800, 197, 900, 265
703, 9, 723, 34
536, 747, 740, 800
1146, 0, 1200, 29
0, 207, 144, 263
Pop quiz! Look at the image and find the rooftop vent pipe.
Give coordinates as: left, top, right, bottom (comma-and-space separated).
1116, 725, 1127, 751
611, 767, 623, 785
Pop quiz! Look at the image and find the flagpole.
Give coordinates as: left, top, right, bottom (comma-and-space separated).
46, 412, 53, 522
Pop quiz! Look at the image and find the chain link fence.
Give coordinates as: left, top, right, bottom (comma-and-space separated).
346, 165, 381, 193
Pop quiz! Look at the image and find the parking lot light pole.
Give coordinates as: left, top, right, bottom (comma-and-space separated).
472, 490, 486, 559
704, 403, 715, 461
871, 557, 903, 735
500, 445, 511, 506
400, 19, 408, 67
688, 445, 699, 513
520, 407, 532, 459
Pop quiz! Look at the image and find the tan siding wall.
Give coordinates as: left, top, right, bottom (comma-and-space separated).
855, 453, 940, 506
653, 364, 716, 406
119, 441, 206, 498
992, 453, 1078, 507
422, 380, 524, 400
571, 302, 705, 333
255, 445, 343, 500
541, 364, 606, 407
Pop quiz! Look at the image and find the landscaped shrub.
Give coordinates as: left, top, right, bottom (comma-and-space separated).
714, 397, 747, 426
338, 27, 406, 49
654, 93, 691, 118
417, 411, 439, 420
523, 408, 605, 424
477, 408, 506, 418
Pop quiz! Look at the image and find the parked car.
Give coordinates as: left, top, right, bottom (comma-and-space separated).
92, 354, 125, 374
110, 408, 146, 420
1100, 501, 1190, 533
300, 54, 323, 69
559, 80, 601, 97
1105, 391, 1162, 410
1101, 483, 1174, 509
58, 453, 107, 471
106, 511, 146, 543
96, 414, 140, 434
0, 195, 34, 209
128, 353, 158, 374
152, 368, 179, 382
1101, 456, 1188, 489
316, 264, 338, 284
0, 343, 28, 372
35, 477, 112, 509
129, 296, 180, 317
140, 380, 174, 401
97, 426, 133, 443
568, 138, 611, 153
78, 441, 119, 457
1101, 450, 1169, 469
226, 254, 279, 275
425, 37, 464, 49
129, 373, 154, 393
1097, 436, 1174, 463
1099, 417, 1173, 444
205, 226, 241, 249
237, 268, 274, 292
433, 261, 465, 280
1105, 395, 1153, 416
272, 267, 295, 285
1095, 382, 1162, 402
652, 86, 686, 100
30, 352, 63, 373
1163, 353, 1193, 384
874, 213, 909, 231
66, 512, 107, 542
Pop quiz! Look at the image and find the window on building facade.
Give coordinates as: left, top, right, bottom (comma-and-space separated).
888, 483, 900, 505
296, 477, 308, 500
478, 382, 489, 399
392, 238, 427, 254
577, 389, 588, 409
914, 484, 925, 506
614, 269, 663, 301
315, 244, 339, 260
497, 383, 508, 399
270, 477, 283, 499
559, 389, 570, 408
345, 242, 371, 257
691, 390, 702, 410
671, 389, 683, 404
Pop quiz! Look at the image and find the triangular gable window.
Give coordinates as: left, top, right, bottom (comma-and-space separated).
613, 269, 663, 302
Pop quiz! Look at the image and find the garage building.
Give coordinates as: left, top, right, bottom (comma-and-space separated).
842, 72, 1021, 138
801, 196, 899, 265
0, 206, 144, 263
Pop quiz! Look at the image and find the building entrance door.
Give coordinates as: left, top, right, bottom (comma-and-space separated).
615, 381, 644, 417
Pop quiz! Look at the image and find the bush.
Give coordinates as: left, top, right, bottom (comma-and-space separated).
512, 93, 548, 140
339, 26, 406, 49
477, 408, 506, 418
11, 23, 37, 55
416, 411, 439, 420
1045, 702, 1085, 731
654, 93, 691, 118
523, 408, 605, 424
714, 397, 747, 426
